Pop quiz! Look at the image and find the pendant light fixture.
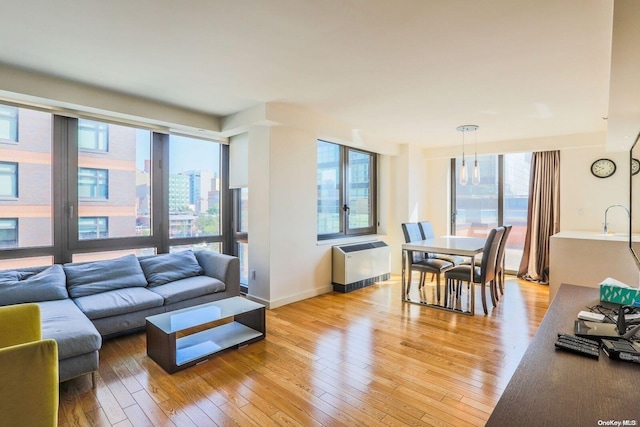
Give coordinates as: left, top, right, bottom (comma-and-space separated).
456, 125, 479, 186
472, 125, 480, 185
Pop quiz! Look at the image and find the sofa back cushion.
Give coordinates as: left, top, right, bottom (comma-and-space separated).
0, 265, 68, 306
64, 254, 148, 298
139, 250, 203, 287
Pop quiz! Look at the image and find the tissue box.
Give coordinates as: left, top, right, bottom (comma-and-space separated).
600, 284, 640, 307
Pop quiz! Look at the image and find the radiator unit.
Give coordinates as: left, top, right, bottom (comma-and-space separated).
332, 241, 391, 293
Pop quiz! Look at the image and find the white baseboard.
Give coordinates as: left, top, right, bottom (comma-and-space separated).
245, 285, 334, 309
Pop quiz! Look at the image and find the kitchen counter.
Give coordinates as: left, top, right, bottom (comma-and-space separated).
549, 231, 640, 302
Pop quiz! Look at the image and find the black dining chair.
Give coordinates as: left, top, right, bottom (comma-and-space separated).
418, 221, 465, 266
462, 224, 513, 304
401, 222, 453, 302
444, 226, 505, 314
494, 224, 513, 299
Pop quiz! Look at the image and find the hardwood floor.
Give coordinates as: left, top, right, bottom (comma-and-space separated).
58, 276, 549, 427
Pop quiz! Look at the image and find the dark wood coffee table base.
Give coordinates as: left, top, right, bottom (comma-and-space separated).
146, 297, 265, 374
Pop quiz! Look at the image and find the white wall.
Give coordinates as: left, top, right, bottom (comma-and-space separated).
266, 125, 333, 307
0, 63, 221, 138
560, 146, 637, 233
244, 121, 398, 308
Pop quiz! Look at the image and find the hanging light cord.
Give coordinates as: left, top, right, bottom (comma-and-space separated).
462, 131, 465, 161
474, 130, 477, 163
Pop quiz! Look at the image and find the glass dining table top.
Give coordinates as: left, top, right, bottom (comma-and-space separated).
402, 236, 486, 255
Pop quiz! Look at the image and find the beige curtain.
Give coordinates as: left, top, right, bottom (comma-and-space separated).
517, 150, 560, 284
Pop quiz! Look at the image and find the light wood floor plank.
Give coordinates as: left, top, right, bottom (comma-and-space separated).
59, 277, 548, 426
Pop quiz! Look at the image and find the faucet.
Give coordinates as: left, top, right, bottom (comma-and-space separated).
603, 204, 630, 234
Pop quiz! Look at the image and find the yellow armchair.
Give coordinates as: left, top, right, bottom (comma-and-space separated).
0, 303, 59, 427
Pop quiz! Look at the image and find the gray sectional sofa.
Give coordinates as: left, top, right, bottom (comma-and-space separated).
0, 250, 240, 383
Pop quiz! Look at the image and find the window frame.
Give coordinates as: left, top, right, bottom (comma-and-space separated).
317, 140, 377, 240
78, 167, 109, 200
78, 216, 108, 240
78, 119, 108, 152
0, 218, 18, 248
0, 161, 18, 198
232, 188, 249, 289
0, 105, 18, 142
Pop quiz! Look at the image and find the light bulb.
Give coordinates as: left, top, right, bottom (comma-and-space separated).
460, 159, 468, 185
472, 159, 480, 185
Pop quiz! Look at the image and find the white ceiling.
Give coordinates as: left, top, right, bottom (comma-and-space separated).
0, 0, 616, 147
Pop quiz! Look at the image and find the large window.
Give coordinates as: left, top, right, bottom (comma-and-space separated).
0, 106, 18, 141
0, 162, 17, 198
168, 135, 223, 252
0, 104, 53, 256
317, 140, 377, 239
452, 153, 531, 271
0, 101, 231, 266
75, 122, 152, 242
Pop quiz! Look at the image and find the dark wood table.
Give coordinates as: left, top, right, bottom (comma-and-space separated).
487, 284, 640, 426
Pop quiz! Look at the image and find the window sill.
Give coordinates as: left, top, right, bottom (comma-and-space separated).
316, 234, 387, 246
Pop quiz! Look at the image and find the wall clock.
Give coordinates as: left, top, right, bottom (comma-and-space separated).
590, 158, 616, 178
632, 158, 640, 176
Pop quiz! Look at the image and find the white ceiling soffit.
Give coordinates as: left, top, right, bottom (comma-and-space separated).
607, 0, 640, 151
0, 1, 614, 148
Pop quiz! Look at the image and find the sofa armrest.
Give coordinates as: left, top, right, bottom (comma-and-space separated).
194, 251, 240, 296
0, 303, 41, 348
0, 339, 59, 426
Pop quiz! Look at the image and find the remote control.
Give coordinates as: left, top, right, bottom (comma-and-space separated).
557, 333, 600, 347
578, 311, 605, 322
554, 340, 600, 359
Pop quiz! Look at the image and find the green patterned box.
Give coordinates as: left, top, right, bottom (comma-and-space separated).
600, 284, 640, 307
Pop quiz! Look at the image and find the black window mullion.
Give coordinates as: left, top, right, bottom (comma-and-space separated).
65, 116, 80, 255
154, 132, 169, 253
52, 117, 65, 261
450, 158, 457, 234
220, 144, 233, 254
340, 145, 346, 235
498, 155, 504, 226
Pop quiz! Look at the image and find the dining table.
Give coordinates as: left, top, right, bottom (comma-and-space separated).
402, 235, 487, 314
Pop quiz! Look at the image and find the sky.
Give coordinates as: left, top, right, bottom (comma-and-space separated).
135, 130, 221, 174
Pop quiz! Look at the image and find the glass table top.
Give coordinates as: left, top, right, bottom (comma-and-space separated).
146, 296, 264, 334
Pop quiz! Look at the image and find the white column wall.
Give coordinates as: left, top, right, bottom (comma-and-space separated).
246, 126, 271, 304
266, 126, 333, 307
388, 144, 428, 273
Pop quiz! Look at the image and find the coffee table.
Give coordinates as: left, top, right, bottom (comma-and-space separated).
146, 296, 265, 373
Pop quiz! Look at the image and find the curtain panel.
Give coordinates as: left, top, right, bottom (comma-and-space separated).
517, 150, 560, 284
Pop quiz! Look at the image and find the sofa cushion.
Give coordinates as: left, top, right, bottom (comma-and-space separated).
139, 250, 203, 287
149, 275, 226, 305
38, 299, 101, 360
0, 265, 68, 306
64, 254, 148, 298
73, 287, 164, 320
